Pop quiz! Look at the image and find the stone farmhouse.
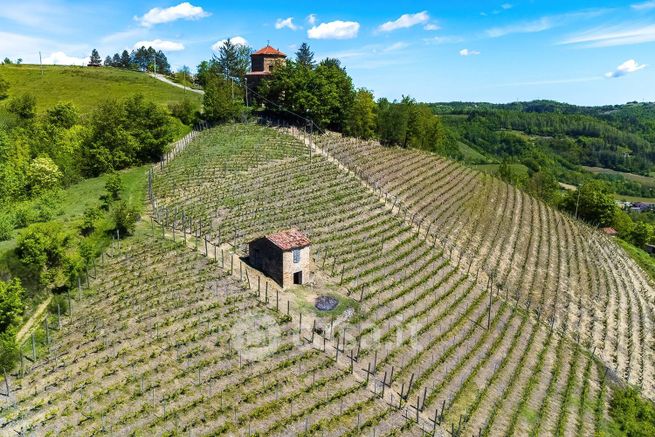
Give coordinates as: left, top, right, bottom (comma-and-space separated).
248, 229, 310, 288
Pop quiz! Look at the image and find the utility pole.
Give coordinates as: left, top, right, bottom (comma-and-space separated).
245, 77, 249, 107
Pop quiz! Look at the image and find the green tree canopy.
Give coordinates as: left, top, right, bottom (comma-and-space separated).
0, 279, 24, 333
295, 42, 315, 68
215, 39, 251, 84
203, 76, 243, 122
345, 88, 376, 139
8, 93, 36, 119
16, 222, 83, 290
562, 180, 617, 226
27, 156, 63, 194
89, 49, 102, 67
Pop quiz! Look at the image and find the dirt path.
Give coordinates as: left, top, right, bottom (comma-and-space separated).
149, 73, 204, 95
16, 295, 52, 345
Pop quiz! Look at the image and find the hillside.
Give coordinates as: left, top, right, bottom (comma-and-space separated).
5, 123, 649, 435
433, 101, 655, 198
0, 65, 202, 114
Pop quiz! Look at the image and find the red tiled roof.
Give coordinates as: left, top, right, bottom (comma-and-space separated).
601, 227, 618, 235
266, 229, 310, 251
253, 45, 286, 57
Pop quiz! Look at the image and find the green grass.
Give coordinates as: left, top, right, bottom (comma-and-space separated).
0, 165, 149, 315
473, 163, 530, 178
458, 141, 492, 163
0, 64, 202, 113
583, 166, 655, 188
616, 238, 655, 283
613, 193, 655, 203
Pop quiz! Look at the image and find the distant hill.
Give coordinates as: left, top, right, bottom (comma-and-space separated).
0, 64, 202, 113
429, 100, 655, 197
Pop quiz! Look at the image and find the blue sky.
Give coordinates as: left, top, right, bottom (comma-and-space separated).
1, 0, 654, 105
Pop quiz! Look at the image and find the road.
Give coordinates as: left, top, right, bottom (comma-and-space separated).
149, 73, 205, 95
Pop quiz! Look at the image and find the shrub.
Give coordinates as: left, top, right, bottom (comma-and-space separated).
7, 93, 36, 119
0, 76, 9, 100
0, 213, 13, 241
81, 207, 103, 236
27, 157, 63, 195
609, 386, 655, 436
111, 201, 139, 236
169, 98, 196, 125
45, 102, 78, 129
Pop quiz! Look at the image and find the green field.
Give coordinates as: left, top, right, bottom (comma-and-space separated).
473, 162, 530, 178
583, 166, 655, 188
0, 64, 202, 113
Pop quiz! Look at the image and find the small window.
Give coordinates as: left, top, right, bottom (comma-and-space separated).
293, 249, 300, 263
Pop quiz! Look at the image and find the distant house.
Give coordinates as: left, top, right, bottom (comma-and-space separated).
248, 229, 310, 288
245, 44, 287, 95
601, 227, 619, 237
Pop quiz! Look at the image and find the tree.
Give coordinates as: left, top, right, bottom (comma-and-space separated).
112, 53, 121, 67
89, 49, 102, 67
295, 42, 315, 68
7, 93, 36, 119
215, 39, 251, 83
3, 58, 12, 65
0, 76, 9, 100
561, 180, 617, 226
169, 98, 196, 125
45, 102, 78, 129
120, 50, 131, 69
82, 94, 174, 175
104, 55, 112, 67
27, 156, 63, 194
105, 173, 122, 201
631, 221, 653, 248
111, 201, 139, 236
609, 387, 655, 437
16, 222, 82, 290
345, 88, 376, 139
0, 279, 24, 333
203, 76, 243, 122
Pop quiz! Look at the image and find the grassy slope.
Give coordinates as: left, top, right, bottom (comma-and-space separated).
583, 165, 655, 188
0, 64, 202, 113
0, 165, 149, 321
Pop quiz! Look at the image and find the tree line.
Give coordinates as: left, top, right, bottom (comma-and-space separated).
88, 47, 171, 74
199, 40, 458, 158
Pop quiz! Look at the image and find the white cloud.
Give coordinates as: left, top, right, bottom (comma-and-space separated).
138, 2, 209, 27
605, 59, 647, 78
308, 20, 360, 39
486, 17, 553, 37
378, 11, 429, 32
307, 14, 317, 25
486, 10, 608, 38
133, 39, 185, 51
560, 24, 655, 47
211, 36, 248, 51
632, 1, 655, 10
424, 35, 465, 45
459, 48, 481, 56
43, 51, 88, 66
384, 42, 410, 52
501, 3, 513, 10
275, 17, 299, 31
424, 23, 440, 31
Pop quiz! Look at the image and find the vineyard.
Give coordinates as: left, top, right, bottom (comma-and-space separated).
1, 122, 651, 435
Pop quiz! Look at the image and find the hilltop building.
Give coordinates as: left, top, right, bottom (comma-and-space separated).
248, 229, 310, 288
245, 44, 287, 95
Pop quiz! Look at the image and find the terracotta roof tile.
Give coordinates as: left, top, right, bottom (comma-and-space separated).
266, 229, 310, 251
253, 45, 286, 57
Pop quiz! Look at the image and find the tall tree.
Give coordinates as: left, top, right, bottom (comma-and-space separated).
120, 50, 131, 69
203, 76, 243, 122
103, 56, 112, 67
215, 39, 251, 84
345, 88, 376, 139
295, 42, 315, 68
88, 49, 102, 67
